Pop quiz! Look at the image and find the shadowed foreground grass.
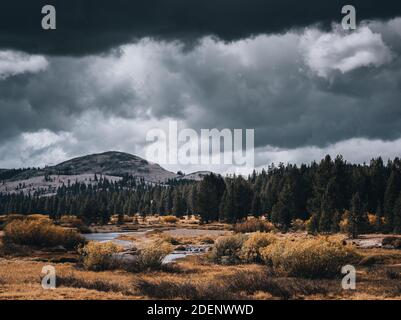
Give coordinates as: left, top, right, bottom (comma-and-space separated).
1, 250, 401, 300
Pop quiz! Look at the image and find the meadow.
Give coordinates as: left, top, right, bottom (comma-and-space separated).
0, 214, 401, 300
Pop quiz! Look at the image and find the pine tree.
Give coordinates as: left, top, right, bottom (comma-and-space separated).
347, 193, 367, 238
384, 171, 401, 230
319, 178, 338, 233
393, 193, 401, 234
331, 211, 341, 233
172, 189, 186, 217
251, 193, 262, 217
197, 174, 226, 222
271, 180, 296, 231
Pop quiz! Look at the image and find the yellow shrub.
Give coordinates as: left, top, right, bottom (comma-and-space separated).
233, 219, 274, 233
130, 241, 173, 272
211, 234, 248, 264
241, 232, 277, 263
339, 218, 349, 234
60, 215, 82, 224
4, 219, 85, 250
59, 215, 91, 233
162, 216, 179, 224
367, 213, 385, 230
79, 242, 123, 271
291, 219, 307, 232
261, 237, 360, 278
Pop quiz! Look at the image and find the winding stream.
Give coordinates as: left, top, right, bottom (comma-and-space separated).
83, 230, 210, 263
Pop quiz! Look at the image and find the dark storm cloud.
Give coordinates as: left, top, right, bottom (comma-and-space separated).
0, 16, 401, 159
1, 0, 401, 55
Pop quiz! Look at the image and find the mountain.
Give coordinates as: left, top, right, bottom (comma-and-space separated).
0, 151, 212, 195
48, 151, 179, 181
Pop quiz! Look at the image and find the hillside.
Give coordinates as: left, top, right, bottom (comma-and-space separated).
0, 151, 211, 195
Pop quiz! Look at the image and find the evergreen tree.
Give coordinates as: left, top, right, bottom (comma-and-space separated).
319, 178, 338, 233
271, 180, 296, 230
172, 189, 186, 217
251, 193, 262, 217
347, 193, 367, 238
197, 174, 225, 222
384, 171, 401, 230
393, 193, 401, 234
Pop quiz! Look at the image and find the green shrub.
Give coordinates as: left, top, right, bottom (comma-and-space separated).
210, 234, 248, 264
260, 237, 360, 278
3, 219, 85, 250
241, 232, 277, 263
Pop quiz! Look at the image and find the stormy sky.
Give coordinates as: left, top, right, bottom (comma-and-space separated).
0, 1, 401, 174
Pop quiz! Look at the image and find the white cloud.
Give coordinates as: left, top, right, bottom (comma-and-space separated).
300, 26, 393, 78
0, 50, 48, 79
255, 137, 401, 169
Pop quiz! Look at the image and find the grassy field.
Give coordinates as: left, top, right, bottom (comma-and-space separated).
1, 215, 401, 300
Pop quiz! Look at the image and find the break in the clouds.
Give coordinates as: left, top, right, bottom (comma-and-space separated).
0, 9, 401, 172
0, 50, 48, 79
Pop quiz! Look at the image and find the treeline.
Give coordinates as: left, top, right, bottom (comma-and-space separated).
1, 155, 401, 234
0, 168, 38, 181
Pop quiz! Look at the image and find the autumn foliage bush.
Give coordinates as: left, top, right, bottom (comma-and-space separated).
79, 242, 123, 271
162, 216, 180, 224
241, 232, 277, 263
128, 241, 173, 272
260, 237, 360, 278
79, 240, 172, 272
210, 234, 248, 264
233, 218, 274, 233
3, 219, 85, 250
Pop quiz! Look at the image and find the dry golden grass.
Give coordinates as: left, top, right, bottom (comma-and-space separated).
3, 219, 85, 250
241, 232, 277, 263
162, 216, 180, 224
1, 228, 401, 300
1, 245, 401, 300
0, 259, 139, 300
261, 236, 360, 278
233, 218, 274, 233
